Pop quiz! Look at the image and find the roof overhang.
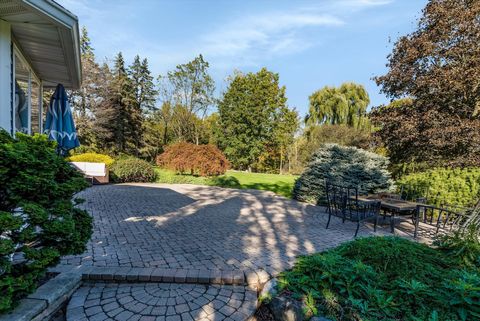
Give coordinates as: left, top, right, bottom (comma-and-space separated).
0, 0, 82, 89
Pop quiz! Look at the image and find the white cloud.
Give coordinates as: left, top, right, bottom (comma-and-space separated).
201, 12, 343, 61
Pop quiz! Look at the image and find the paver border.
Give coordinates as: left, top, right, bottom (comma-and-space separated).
0, 272, 82, 321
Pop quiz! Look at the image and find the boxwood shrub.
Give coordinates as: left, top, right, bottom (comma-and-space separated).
0, 131, 92, 313
67, 152, 115, 167
111, 157, 156, 183
293, 144, 394, 204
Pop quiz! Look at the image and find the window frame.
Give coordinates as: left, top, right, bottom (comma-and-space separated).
12, 42, 43, 136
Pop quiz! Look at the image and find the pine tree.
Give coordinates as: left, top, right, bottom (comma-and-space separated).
129, 55, 157, 114
94, 53, 140, 154
70, 26, 101, 147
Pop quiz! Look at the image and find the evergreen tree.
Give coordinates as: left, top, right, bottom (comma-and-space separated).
70, 26, 101, 147
94, 53, 140, 154
129, 55, 158, 114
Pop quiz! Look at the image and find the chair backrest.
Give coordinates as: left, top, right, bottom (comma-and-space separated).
325, 181, 349, 216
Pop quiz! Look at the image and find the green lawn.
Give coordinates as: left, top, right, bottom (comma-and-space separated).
154, 168, 297, 198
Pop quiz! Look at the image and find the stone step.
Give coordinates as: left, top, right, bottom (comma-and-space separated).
67, 281, 257, 321
49, 265, 272, 290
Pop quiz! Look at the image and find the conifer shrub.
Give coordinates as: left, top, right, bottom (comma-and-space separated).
397, 167, 480, 207
67, 152, 115, 167
0, 131, 92, 313
110, 157, 156, 183
293, 144, 394, 204
157, 142, 229, 176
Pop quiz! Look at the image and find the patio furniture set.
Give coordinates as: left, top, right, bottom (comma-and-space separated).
325, 181, 480, 238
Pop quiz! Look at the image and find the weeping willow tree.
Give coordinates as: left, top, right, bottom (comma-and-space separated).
305, 82, 371, 129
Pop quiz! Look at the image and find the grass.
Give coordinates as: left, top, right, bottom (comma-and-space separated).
154, 167, 297, 198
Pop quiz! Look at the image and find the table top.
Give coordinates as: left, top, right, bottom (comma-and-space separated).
355, 195, 420, 212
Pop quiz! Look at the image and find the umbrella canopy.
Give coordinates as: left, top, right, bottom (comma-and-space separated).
44, 84, 80, 154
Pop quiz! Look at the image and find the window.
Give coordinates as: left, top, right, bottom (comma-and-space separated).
13, 47, 43, 135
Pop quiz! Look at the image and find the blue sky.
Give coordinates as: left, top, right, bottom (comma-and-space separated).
58, 0, 427, 116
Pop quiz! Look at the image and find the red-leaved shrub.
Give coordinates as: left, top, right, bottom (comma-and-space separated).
157, 142, 229, 176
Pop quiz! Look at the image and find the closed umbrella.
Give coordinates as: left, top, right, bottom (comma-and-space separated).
44, 84, 80, 155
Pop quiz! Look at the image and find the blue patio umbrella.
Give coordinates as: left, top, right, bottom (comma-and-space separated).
44, 84, 80, 154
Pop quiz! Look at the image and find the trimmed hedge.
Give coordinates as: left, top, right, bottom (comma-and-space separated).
293, 144, 394, 204
157, 142, 229, 176
0, 131, 92, 313
67, 152, 115, 167
397, 167, 480, 207
111, 157, 156, 183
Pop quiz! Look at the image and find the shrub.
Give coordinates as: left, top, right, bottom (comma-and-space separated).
397, 167, 480, 207
111, 158, 156, 183
434, 224, 480, 268
157, 142, 229, 176
278, 236, 480, 321
67, 152, 115, 167
293, 144, 394, 204
0, 131, 92, 313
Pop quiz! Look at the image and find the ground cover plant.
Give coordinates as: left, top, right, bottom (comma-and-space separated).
155, 168, 297, 198
0, 131, 92, 312
278, 236, 480, 321
293, 144, 394, 204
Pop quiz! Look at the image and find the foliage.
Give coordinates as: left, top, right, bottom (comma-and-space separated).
158, 54, 215, 145
278, 236, 480, 321
396, 167, 480, 207
373, 0, 480, 167
67, 152, 115, 167
0, 132, 92, 313
157, 142, 229, 176
110, 157, 156, 183
154, 168, 297, 198
129, 54, 158, 114
305, 82, 371, 129
93, 53, 143, 155
435, 224, 480, 269
69, 26, 101, 148
217, 68, 299, 172
293, 144, 394, 204
298, 125, 372, 165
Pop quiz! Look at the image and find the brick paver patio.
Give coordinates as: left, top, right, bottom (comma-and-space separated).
60, 183, 391, 321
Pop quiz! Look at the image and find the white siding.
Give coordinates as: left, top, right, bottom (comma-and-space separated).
0, 20, 11, 133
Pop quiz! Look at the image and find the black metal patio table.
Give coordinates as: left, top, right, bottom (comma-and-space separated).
355, 196, 420, 233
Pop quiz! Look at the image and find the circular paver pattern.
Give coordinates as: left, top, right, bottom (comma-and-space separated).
67, 282, 257, 321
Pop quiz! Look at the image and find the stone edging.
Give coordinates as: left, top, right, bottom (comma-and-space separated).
0, 272, 82, 321
50, 265, 272, 290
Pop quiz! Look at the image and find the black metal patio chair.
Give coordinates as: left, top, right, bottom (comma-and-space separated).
325, 181, 381, 237
414, 199, 480, 238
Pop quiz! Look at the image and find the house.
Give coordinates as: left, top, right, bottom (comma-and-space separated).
0, 0, 81, 135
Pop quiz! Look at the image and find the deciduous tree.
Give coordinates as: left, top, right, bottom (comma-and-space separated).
373, 0, 480, 167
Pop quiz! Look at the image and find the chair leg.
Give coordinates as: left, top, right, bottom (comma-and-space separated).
354, 221, 360, 238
